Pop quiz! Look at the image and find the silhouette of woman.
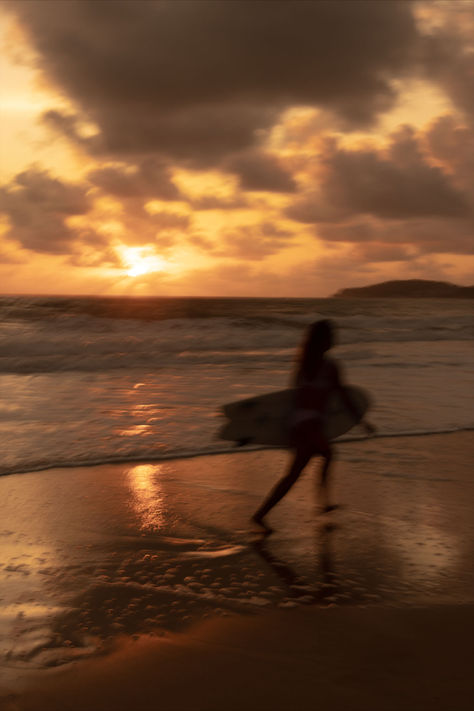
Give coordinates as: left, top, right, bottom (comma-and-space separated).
252, 319, 374, 532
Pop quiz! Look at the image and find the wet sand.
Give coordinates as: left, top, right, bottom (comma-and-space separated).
5, 604, 474, 711
1, 431, 473, 710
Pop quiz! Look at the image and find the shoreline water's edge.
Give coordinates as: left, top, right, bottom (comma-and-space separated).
1, 426, 474, 478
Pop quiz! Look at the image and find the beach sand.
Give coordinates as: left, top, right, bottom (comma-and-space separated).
1, 432, 473, 710
4, 604, 474, 711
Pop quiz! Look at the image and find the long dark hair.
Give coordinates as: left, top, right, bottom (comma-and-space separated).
294, 319, 334, 384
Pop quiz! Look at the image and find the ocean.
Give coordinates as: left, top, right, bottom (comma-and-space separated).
1, 295, 473, 477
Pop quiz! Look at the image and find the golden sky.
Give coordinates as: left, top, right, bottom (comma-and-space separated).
1, 0, 473, 296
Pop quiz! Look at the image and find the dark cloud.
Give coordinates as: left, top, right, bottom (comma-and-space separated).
224, 150, 297, 193
115, 205, 192, 249
325, 127, 468, 219
427, 43, 474, 120
0, 169, 125, 267
425, 116, 474, 195
148, 210, 190, 231
422, 6, 474, 122
286, 192, 348, 225
0, 167, 93, 254
217, 221, 294, 260
288, 127, 470, 227
9, 0, 419, 164
284, 120, 474, 258
350, 242, 419, 263
42, 109, 102, 153
88, 158, 181, 201
68, 241, 121, 268
317, 216, 474, 256
188, 194, 247, 211
51, 103, 278, 165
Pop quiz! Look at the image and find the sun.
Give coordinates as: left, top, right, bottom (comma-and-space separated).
118, 245, 169, 277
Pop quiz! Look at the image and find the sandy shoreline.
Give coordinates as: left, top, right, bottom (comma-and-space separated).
1, 431, 473, 710
3, 603, 474, 711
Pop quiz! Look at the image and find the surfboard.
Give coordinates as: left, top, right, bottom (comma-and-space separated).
218, 385, 370, 447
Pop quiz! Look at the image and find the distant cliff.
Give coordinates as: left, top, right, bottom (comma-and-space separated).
334, 279, 474, 298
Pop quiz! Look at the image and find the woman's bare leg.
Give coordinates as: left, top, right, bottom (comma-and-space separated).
252, 446, 313, 530
317, 444, 334, 511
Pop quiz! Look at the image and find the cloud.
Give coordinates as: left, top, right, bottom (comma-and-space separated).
0, 167, 93, 254
0, 168, 126, 268
68, 241, 121, 268
148, 210, 190, 231
113, 204, 193, 252
283, 121, 474, 259
281, 115, 474, 262
188, 194, 247, 211
88, 158, 182, 201
292, 127, 469, 223
286, 192, 348, 225
187, 234, 215, 251
42, 109, 102, 153
4, 0, 474, 295
421, 3, 474, 122
317, 213, 474, 257
147, 209, 192, 250
168, 251, 380, 297
9, 0, 419, 165
0, 242, 27, 264
217, 221, 295, 260
350, 242, 419, 263
223, 149, 297, 193
123, 242, 470, 297
425, 115, 474, 194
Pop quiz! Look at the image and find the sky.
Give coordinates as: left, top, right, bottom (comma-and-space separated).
0, 0, 473, 297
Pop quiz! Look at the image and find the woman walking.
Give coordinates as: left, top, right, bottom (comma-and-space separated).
252, 320, 374, 532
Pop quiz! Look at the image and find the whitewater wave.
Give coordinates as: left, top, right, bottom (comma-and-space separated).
1, 426, 472, 478
1, 309, 472, 374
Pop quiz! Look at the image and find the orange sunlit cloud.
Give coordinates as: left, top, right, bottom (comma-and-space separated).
118, 245, 171, 278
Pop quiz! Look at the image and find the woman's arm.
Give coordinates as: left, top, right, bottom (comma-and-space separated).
331, 361, 376, 435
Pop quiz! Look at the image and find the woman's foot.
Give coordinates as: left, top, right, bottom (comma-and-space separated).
251, 514, 274, 534
321, 504, 340, 514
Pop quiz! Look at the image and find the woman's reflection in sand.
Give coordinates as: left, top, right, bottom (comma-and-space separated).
252, 523, 339, 604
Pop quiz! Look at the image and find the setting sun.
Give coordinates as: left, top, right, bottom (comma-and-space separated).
118, 245, 169, 277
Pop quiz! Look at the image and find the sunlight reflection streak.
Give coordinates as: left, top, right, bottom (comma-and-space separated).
127, 464, 165, 531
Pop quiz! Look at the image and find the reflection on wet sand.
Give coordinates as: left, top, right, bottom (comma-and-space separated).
252, 523, 338, 604
1, 433, 473, 676
126, 464, 165, 532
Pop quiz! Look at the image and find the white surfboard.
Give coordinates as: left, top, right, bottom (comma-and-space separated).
218, 385, 370, 447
